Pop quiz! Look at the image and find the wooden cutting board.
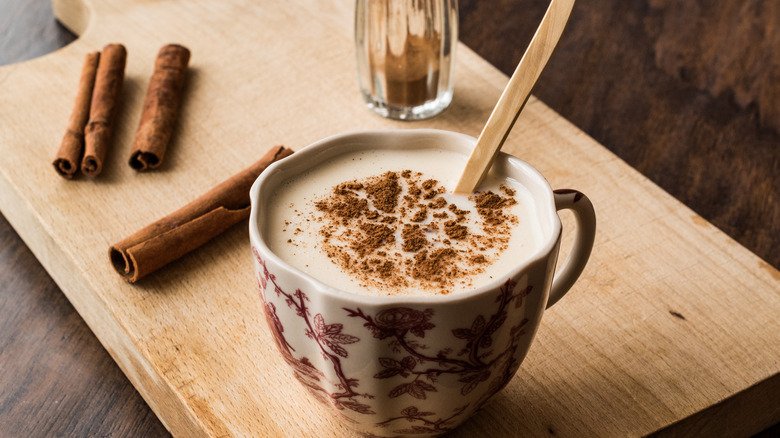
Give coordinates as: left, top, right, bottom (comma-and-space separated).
2, 0, 778, 436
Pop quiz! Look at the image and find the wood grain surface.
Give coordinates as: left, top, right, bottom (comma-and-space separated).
455, 0, 575, 193
0, 0, 777, 437
1, 2, 169, 436
459, 0, 780, 270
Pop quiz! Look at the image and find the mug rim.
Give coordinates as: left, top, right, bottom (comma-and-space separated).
249, 129, 562, 305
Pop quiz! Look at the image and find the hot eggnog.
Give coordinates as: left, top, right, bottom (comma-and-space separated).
265, 148, 543, 297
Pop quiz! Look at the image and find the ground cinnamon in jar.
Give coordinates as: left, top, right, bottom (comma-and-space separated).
370, 33, 442, 107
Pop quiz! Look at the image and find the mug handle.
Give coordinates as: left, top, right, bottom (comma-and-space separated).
546, 189, 596, 309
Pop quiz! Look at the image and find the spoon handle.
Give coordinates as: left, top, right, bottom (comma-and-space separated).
454, 0, 576, 194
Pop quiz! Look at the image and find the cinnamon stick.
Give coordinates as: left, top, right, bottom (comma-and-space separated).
53, 51, 100, 179
129, 44, 191, 171
83, 43, 127, 177
109, 145, 294, 283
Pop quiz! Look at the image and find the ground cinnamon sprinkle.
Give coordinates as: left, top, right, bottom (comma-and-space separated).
412, 248, 458, 281
366, 171, 401, 213
444, 220, 468, 240
354, 223, 395, 257
475, 190, 517, 228
312, 171, 519, 294
411, 206, 428, 222
470, 254, 488, 264
402, 224, 427, 252
429, 197, 447, 209
315, 195, 367, 220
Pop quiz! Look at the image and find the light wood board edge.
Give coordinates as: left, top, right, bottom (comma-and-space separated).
0, 0, 774, 436
0, 166, 207, 436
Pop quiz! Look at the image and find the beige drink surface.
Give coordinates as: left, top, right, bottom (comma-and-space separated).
266, 148, 543, 297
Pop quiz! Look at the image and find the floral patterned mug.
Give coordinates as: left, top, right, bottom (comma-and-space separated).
249, 130, 596, 437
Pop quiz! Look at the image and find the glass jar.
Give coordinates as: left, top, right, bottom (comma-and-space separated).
355, 0, 458, 120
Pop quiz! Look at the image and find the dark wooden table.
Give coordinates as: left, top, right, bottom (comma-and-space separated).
1, 0, 777, 436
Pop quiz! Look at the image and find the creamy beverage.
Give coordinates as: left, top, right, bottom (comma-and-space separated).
251, 132, 596, 436
265, 148, 543, 297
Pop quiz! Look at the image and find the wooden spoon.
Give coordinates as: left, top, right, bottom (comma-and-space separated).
453, 0, 576, 194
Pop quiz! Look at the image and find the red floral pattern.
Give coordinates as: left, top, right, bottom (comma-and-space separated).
255, 248, 374, 415
253, 247, 533, 436
345, 280, 531, 435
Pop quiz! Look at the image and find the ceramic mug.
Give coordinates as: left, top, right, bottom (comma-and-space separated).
249, 130, 596, 437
